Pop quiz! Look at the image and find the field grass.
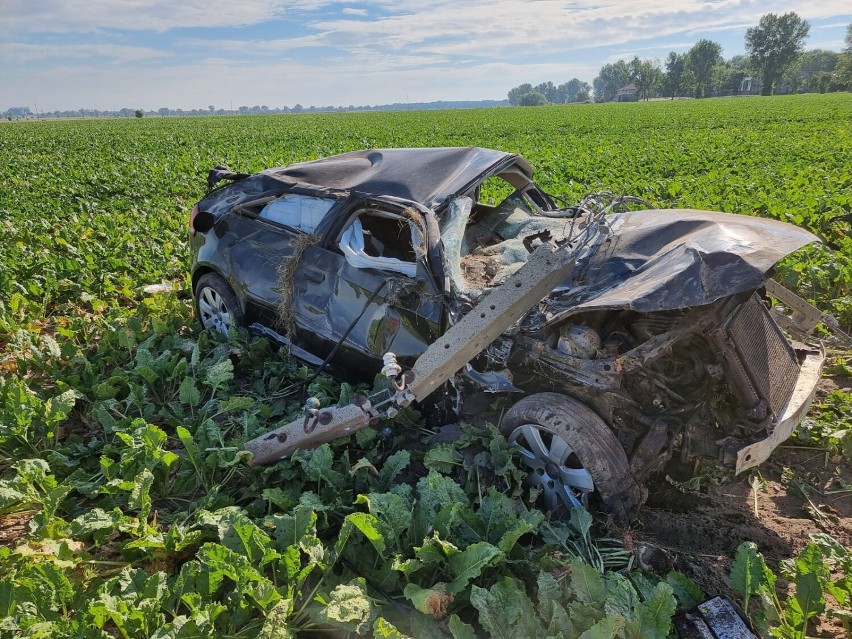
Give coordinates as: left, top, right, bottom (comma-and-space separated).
0, 94, 851, 637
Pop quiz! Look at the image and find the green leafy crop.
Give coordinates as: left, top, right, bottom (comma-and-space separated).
731, 535, 852, 638
1, 94, 850, 636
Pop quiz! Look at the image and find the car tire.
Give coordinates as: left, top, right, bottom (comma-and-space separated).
194, 272, 245, 336
500, 392, 645, 523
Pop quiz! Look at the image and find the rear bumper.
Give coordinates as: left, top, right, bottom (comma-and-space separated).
734, 344, 825, 474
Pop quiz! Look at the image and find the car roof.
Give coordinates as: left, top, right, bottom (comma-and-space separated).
268, 147, 528, 210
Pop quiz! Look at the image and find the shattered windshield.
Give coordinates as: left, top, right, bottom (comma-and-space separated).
440, 193, 585, 294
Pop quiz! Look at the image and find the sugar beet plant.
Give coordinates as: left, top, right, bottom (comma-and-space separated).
1, 94, 851, 339
0, 298, 698, 637
731, 535, 852, 638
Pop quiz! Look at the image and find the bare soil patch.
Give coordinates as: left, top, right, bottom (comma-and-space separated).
0, 513, 34, 548
632, 377, 852, 637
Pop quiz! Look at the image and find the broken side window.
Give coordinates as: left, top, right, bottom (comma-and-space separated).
339, 210, 423, 277
473, 174, 541, 216
260, 193, 336, 233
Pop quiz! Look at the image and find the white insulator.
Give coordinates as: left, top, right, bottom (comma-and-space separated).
381, 352, 402, 378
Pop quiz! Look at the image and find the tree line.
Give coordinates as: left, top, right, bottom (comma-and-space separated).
506, 79, 591, 106
508, 14, 852, 105
4, 100, 513, 121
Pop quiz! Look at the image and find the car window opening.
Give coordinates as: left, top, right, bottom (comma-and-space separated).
441, 191, 582, 294
339, 211, 423, 277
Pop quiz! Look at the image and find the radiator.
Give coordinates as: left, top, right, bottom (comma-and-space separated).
725, 294, 800, 425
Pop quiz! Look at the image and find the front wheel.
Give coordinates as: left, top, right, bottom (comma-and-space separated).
500, 393, 645, 523
194, 272, 244, 337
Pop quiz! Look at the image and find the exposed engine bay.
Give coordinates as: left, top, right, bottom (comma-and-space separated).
502, 293, 823, 484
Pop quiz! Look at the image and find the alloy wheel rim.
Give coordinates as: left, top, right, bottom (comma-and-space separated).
198, 286, 232, 336
508, 423, 594, 511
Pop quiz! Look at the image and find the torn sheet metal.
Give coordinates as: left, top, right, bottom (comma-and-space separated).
765, 279, 852, 346
534, 209, 818, 324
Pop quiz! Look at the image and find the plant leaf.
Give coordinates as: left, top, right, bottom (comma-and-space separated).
258, 598, 295, 639
448, 614, 477, 639
665, 571, 703, 611
789, 572, 824, 628
322, 578, 376, 635
379, 450, 410, 488
404, 583, 453, 619
579, 616, 625, 639
338, 512, 386, 555
731, 542, 766, 612
571, 557, 606, 605
179, 377, 201, 407
447, 542, 504, 594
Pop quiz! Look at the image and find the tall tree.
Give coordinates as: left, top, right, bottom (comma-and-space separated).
629, 57, 664, 100
834, 24, 852, 89
533, 81, 559, 103
592, 60, 630, 102
557, 78, 591, 103
507, 83, 533, 106
745, 12, 810, 95
508, 82, 532, 106
518, 91, 547, 106
784, 50, 839, 92
711, 55, 750, 95
665, 52, 689, 98
686, 39, 723, 98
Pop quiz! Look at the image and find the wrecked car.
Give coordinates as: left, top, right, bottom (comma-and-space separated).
189, 147, 825, 521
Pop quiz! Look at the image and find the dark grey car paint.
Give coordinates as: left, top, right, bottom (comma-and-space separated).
529, 208, 817, 328
191, 146, 817, 387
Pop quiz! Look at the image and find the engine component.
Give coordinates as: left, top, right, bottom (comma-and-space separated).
557, 324, 601, 358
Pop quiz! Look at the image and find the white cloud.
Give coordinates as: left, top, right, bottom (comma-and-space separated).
1, 0, 850, 110
177, 34, 330, 53
3, 0, 849, 38
0, 42, 167, 64
0, 0, 334, 34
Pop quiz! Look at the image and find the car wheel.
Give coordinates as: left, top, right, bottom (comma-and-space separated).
500, 392, 645, 523
194, 273, 244, 336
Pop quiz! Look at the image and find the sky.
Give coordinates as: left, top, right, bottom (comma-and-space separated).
1, 0, 850, 112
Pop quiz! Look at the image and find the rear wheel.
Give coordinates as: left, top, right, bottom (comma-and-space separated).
195, 273, 244, 336
501, 393, 645, 523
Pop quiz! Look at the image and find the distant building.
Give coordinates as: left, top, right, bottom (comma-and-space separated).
739, 76, 791, 95
740, 77, 761, 94
616, 84, 637, 102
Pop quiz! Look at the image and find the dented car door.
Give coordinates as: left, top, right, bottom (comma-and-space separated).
288, 199, 443, 380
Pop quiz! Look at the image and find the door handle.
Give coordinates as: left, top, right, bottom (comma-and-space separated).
305, 271, 325, 284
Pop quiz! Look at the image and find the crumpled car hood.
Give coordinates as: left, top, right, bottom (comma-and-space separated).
541, 209, 818, 321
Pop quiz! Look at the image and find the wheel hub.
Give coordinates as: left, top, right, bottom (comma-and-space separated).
197, 286, 233, 336
508, 423, 594, 512
544, 461, 561, 477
